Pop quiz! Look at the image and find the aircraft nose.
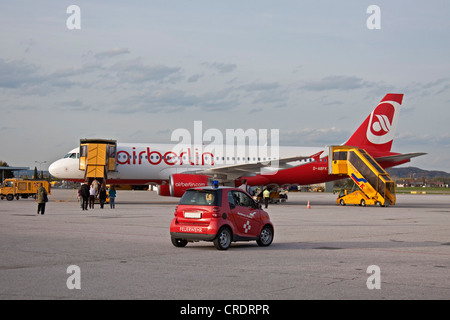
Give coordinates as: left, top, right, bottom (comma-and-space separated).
48, 160, 64, 178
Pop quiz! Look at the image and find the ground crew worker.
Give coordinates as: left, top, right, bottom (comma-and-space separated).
36, 183, 48, 215
263, 188, 270, 209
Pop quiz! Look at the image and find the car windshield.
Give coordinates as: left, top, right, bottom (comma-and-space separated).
179, 190, 219, 206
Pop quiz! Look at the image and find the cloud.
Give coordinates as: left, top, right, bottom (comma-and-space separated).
0, 126, 13, 131
20, 38, 36, 54
187, 73, 204, 82
404, 78, 450, 98
235, 81, 287, 106
110, 59, 182, 83
94, 48, 130, 59
112, 89, 199, 114
112, 86, 239, 114
397, 131, 450, 148
56, 99, 95, 112
0, 59, 40, 88
202, 62, 237, 74
238, 81, 280, 92
281, 127, 348, 146
0, 58, 102, 93
300, 75, 371, 91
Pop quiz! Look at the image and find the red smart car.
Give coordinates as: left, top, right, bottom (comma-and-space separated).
170, 186, 274, 250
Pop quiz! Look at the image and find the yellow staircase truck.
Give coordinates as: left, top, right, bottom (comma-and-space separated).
79, 139, 117, 185
329, 146, 396, 207
0, 179, 51, 201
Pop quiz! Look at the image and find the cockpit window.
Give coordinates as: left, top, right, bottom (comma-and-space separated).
64, 153, 78, 159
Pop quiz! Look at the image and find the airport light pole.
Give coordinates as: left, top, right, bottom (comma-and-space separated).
35, 161, 47, 179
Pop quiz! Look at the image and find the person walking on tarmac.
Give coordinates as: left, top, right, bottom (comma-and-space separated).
99, 183, 107, 209
108, 185, 117, 209
80, 182, 89, 211
36, 183, 48, 215
91, 178, 100, 197
263, 188, 271, 209
89, 184, 96, 209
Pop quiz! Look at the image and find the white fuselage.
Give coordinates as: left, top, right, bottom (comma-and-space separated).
49, 143, 324, 185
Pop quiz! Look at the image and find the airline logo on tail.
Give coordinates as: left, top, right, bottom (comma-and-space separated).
366, 99, 400, 145
346, 93, 403, 152
371, 109, 393, 136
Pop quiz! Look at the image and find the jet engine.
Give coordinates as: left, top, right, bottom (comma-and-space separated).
157, 184, 171, 196
169, 174, 210, 197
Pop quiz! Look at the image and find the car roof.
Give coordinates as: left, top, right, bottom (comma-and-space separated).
187, 186, 236, 191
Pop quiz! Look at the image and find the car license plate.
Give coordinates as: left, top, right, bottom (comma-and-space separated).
184, 211, 202, 219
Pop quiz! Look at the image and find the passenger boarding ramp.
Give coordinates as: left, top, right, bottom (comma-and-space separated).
329, 146, 396, 206
79, 139, 116, 183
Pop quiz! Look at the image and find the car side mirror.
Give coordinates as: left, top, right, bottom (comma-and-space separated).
229, 203, 235, 209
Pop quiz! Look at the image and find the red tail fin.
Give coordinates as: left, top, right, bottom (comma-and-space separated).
345, 94, 403, 152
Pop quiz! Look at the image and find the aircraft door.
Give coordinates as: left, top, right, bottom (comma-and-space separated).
79, 145, 88, 171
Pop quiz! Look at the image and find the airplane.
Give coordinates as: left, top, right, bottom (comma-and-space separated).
49, 93, 426, 197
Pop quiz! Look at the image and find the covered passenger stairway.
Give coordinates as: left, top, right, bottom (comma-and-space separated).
79, 139, 117, 184
329, 146, 396, 206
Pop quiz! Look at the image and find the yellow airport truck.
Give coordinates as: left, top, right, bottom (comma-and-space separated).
0, 179, 51, 201
337, 189, 380, 207
330, 146, 396, 207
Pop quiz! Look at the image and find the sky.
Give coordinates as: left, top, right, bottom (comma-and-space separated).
1, 0, 449, 172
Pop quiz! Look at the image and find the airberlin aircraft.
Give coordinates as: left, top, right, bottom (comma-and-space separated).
49, 93, 425, 197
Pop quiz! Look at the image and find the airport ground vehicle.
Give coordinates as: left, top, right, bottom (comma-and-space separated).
330, 146, 396, 207
255, 189, 287, 204
336, 189, 380, 206
170, 186, 274, 250
0, 179, 51, 201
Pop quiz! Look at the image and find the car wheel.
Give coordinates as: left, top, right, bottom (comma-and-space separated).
171, 237, 188, 248
213, 227, 232, 250
257, 225, 274, 247
360, 199, 366, 207
340, 199, 345, 206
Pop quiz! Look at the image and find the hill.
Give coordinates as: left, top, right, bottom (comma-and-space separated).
386, 167, 450, 180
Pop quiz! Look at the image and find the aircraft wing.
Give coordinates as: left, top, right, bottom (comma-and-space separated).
181, 155, 310, 180
375, 152, 427, 163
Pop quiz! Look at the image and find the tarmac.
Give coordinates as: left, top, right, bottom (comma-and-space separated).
0, 189, 449, 300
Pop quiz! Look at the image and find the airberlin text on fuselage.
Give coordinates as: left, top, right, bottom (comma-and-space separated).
116, 147, 213, 166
